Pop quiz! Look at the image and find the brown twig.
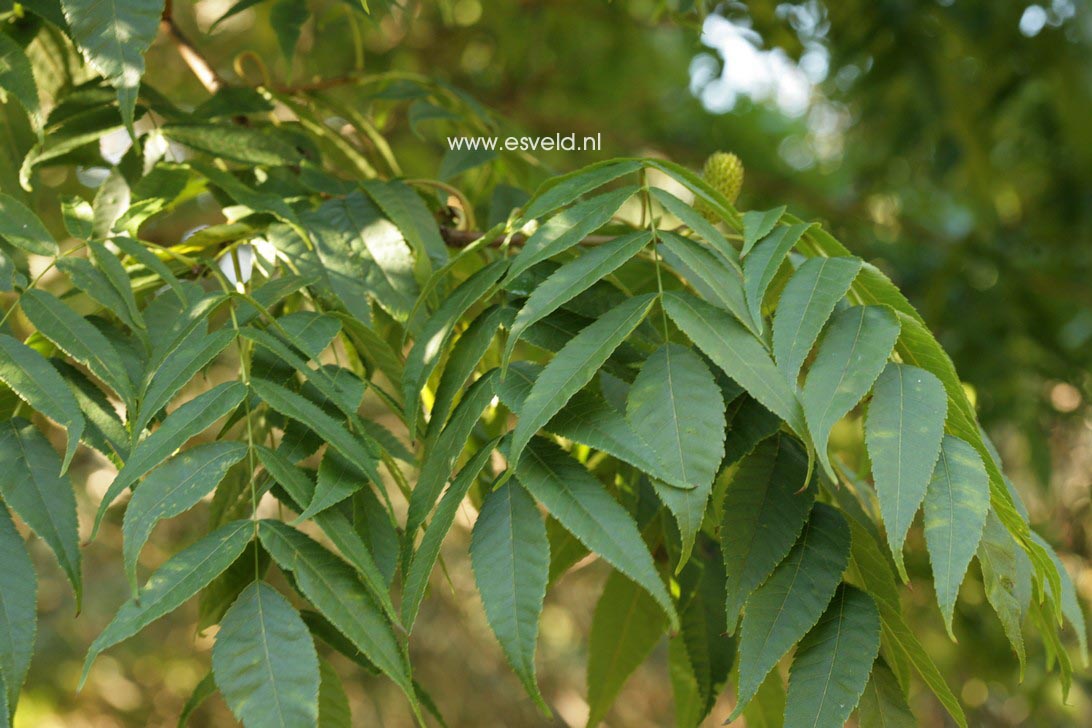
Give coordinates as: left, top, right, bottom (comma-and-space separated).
440, 228, 616, 248
161, 3, 224, 94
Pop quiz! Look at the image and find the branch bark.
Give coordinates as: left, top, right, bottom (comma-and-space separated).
161, 6, 224, 94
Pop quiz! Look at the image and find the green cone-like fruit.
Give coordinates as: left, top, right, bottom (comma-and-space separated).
696, 151, 744, 221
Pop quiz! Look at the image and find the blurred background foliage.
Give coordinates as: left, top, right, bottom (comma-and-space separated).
4, 0, 1089, 725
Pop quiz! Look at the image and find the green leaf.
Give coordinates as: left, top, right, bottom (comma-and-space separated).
57, 257, 136, 330
742, 668, 786, 728
61, 197, 94, 239
91, 169, 129, 239
668, 638, 703, 728
1033, 534, 1089, 665
516, 437, 677, 628
136, 327, 235, 434
784, 585, 880, 728
585, 570, 667, 728
772, 256, 862, 382
273, 311, 342, 360
923, 435, 990, 637
0, 33, 41, 128
498, 364, 685, 485
429, 305, 513, 437
251, 377, 380, 485
307, 192, 418, 321
210, 0, 265, 30
721, 436, 816, 634
626, 344, 725, 565
335, 313, 404, 392
658, 230, 755, 334
190, 162, 299, 227
177, 672, 217, 728
0, 419, 81, 605
21, 289, 134, 404
802, 305, 900, 480
198, 539, 270, 631
893, 311, 1057, 602
88, 242, 143, 329
241, 329, 360, 421
0, 193, 56, 255
403, 259, 508, 438
256, 446, 399, 625
732, 503, 850, 719
865, 363, 947, 578
361, 179, 448, 266
546, 388, 680, 483
60, 0, 163, 129
257, 520, 416, 708
504, 186, 638, 284
721, 395, 782, 468
741, 207, 786, 257
643, 160, 742, 228
81, 520, 253, 687
403, 441, 497, 629
977, 510, 1028, 670
112, 235, 186, 300
521, 159, 642, 221
857, 660, 917, 728
674, 551, 734, 723
270, 0, 308, 62
663, 290, 807, 439
407, 369, 498, 534
508, 293, 654, 471
0, 334, 85, 471
0, 672, 7, 726
296, 451, 365, 523
212, 582, 320, 728
318, 658, 352, 728
649, 187, 742, 270
742, 223, 810, 332
505, 230, 652, 364
0, 505, 36, 710
56, 360, 128, 460
121, 442, 248, 594
94, 381, 246, 539
470, 480, 550, 711
844, 515, 967, 727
